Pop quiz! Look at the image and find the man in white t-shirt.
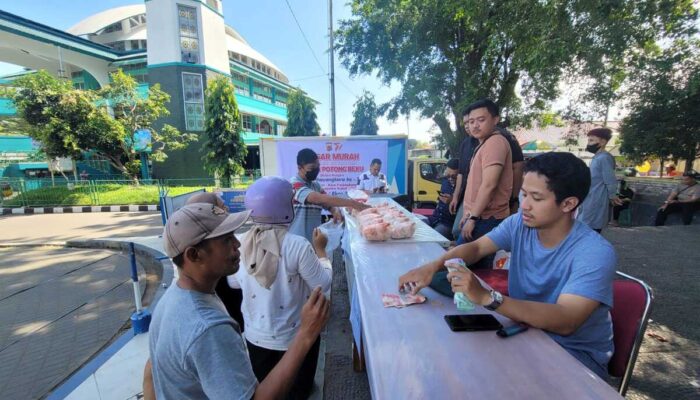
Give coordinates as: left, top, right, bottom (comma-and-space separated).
357, 158, 388, 194
229, 176, 332, 399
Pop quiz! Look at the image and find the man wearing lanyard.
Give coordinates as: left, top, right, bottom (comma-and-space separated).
357, 158, 388, 194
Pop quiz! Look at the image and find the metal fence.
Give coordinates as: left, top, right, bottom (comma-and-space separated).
1, 173, 260, 207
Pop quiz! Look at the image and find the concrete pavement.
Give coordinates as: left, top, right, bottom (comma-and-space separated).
0, 247, 152, 400
602, 225, 700, 399
0, 212, 163, 245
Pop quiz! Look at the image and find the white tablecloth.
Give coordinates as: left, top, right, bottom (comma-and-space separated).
344, 235, 622, 399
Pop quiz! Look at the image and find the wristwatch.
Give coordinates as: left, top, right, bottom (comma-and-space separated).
484, 289, 504, 311
468, 214, 481, 221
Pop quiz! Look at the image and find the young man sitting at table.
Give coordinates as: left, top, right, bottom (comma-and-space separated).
399, 152, 617, 378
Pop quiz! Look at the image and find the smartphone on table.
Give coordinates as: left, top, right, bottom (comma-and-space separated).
444, 314, 503, 332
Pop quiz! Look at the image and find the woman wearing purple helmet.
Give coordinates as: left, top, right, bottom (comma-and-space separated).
228, 176, 332, 399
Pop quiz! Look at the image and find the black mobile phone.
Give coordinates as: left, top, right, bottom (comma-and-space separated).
444, 314, 503, 332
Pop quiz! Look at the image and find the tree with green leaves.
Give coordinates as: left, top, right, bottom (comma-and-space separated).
10, 70, 196, 180
350, 90, 379, 135
620, 40, 700, 173
284, 89, 320, 136
336, 0, 697, 155
201, 76, 247, 185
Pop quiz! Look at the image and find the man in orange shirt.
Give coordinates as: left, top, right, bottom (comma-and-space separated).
456, 99, 513, 269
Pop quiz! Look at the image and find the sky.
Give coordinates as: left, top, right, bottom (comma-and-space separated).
0, 0, 437, 141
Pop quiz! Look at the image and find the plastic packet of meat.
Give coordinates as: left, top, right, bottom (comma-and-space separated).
362, 222, 391, 241
347, 189, 369, 202
382, 293, 427, 308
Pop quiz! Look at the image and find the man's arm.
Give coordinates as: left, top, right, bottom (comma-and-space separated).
449, 174, 463, 214
398, 235, 499, 293
306, 191, 369, 210
601, 155, 622, 204
464, 164, 504, 217
511, 161, 524, 200
448, 270, 601, 336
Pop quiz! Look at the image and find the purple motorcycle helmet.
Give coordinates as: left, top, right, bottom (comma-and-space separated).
244, 176, 295, 224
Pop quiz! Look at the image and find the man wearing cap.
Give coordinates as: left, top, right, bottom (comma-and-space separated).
576, 128, 623, 233
148, 203, 330, 400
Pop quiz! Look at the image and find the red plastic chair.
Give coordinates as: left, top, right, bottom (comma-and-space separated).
473, 269, 509, 296
412, 208, 434, 217
609, 271, 653, 396
473, 269, 653, 396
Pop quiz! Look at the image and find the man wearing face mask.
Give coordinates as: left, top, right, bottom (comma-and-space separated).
576, 128, 623, 233
290, 148, 370, 242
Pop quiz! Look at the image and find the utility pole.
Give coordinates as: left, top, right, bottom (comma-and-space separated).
328, 0, 337, 136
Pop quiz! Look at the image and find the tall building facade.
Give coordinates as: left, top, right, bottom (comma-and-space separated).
0, 2, 301, 177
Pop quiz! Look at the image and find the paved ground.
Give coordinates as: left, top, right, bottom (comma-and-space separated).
0, 247, 149, 400
323, 225, 700, 399
603, 225, 700, 399
0, 212, 163, 244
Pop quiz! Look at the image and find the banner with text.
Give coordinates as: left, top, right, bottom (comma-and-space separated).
277, 139, 388, 196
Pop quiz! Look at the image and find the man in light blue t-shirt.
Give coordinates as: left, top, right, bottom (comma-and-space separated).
400, 152, 616, 378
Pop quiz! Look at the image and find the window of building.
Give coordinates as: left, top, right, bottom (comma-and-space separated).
106, 41, 126, 51
129, 14, 146, 28
182, 73, 205, 131
242, 115, 253, 132
276, 124, 287, 135
74, 82, 85, 90
178, 5, 200, 64
232, 72, 247, 84
101, 22, 123, 34
258, 120, 272, 134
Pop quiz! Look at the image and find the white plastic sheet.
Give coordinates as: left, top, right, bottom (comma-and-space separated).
346, 239, 622, 400
318, 220, 344, 262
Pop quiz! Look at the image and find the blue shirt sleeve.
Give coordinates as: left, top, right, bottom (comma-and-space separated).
485, 213, 519, 252
440, 179, 453, 195
599, 153, 618, 200
561, 238, 616, 307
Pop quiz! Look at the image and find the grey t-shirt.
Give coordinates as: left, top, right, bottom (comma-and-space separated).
149, 284, 257, 400
289, 175, 324, 242
578, 151, 617, 230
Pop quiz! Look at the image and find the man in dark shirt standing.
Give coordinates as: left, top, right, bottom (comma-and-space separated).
449, 126, 524, 239
428, 159, 459, 239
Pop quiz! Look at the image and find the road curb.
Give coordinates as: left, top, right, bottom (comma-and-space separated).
66, 239, 173, 309
2, 204, 160, 215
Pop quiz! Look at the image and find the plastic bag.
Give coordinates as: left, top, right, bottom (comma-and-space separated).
347, 189, 369, 202
319, 220, 344, 254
